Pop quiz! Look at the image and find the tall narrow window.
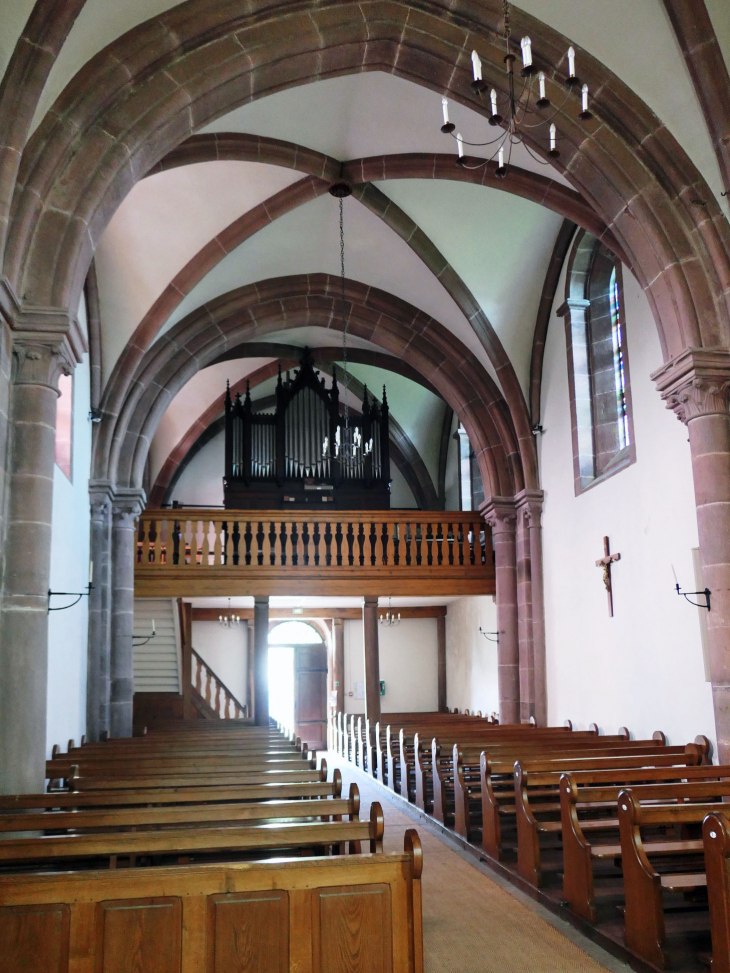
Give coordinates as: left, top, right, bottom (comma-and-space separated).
563, 231, 635, 493
55, 372, 73, 480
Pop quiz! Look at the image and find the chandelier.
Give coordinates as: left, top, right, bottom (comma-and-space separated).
219, 598, 240, 628
439, 0, 592, 178
322, 183, 373, 461
379, 597, 401, 627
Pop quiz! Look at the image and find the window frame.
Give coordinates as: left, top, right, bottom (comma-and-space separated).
55, 371, 74, 482
561, 229, 636, 495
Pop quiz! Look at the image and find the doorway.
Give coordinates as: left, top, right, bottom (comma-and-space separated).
268, 621, 328, 749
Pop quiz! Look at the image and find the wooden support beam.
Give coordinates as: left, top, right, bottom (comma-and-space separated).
333, 618, 345, 716
190, 605, 448, 622
437, 613, 447, 713
363, 596, 381, 725
253, 597, 269, 726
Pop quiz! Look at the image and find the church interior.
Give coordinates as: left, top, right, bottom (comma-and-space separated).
1, 1, 730, 970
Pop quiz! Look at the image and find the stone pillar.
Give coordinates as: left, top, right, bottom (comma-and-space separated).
363, 596, 381, 724
481, 499, 520, 724
253, 597, 269, 725
0, 335, 75, 793
515, 510, 534, 722
514, 489, 547, 725
86, 482, 113, 741
0, 319, 11, 573
437, 613, 447, 712
654, 350, 730, 761
110, 490, 144, 738
246, 617, 255, 719
333, 617, 345, 716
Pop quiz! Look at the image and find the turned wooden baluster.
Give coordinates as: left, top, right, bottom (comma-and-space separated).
205, 668, 212, 708
195, 656, 202, 696
214, 678, 222, 717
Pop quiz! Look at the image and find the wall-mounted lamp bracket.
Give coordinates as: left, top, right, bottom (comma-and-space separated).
479, 627, 499, 643
133, 626, 157, 646
676, 583, 711, 611
48, 584, 92, 613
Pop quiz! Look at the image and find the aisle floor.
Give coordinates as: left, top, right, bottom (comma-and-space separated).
327, 755, 633, 973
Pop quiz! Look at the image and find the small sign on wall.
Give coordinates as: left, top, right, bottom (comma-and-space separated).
353, 681, 365, 700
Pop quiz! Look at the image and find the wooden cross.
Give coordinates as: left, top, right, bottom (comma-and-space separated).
595, 536, 621, 617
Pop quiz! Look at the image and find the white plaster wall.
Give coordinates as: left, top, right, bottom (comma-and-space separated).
171, 434, 225, 507
343, 617, 439, 714
192, 621, 248, 707
540, 260, 715, 749
445, 596, 499, 716
46, 350, 92, 755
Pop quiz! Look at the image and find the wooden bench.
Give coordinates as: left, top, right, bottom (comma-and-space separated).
479, 745, 705, 861
0, 830, 424, 973
703, 811, 730, 973
561, 768, 730, 921
0, 801, 385, 872
618, 789, 720, 968
0, 783, 361, 836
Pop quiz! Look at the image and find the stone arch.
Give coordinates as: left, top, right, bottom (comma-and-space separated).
5, 0, 729, 365
99, 274, 519, 501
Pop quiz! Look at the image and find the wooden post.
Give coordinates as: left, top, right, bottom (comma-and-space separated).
180, 600, 193, 721
246, 618, 255, 720
253, 596, 270, 725
437, 613, 447, 712
333, 617, 345, 716
363, 596, 381, 725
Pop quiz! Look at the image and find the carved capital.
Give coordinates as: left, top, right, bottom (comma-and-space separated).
111, 487, 145, 529
11, 335, 75, 391
652, 348, 730, 424
515, 489, 544, 528
480, 497, 517, 532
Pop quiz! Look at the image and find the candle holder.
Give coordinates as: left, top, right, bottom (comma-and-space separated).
47, 584, 93, 613
132, 624, 157, 646
479, 627, 499, 643
675, 583, 711, 611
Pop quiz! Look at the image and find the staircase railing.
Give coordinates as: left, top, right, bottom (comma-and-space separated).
191, 648, 248, 719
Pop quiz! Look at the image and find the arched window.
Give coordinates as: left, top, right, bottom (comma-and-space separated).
268, 621, 323, 645
562, 231, 635, 492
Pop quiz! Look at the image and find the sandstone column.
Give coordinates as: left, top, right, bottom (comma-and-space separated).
110, 490, 144, 738
516, 489, 547, 726
253, 596, 270, 725
481, 500, 520, 724
515, 510, 534, 722
333, 617, 345, 716
0, 335, 75, 793
86, 482, 113, 741
363, 596, 381, 724
654, 350, 730, 762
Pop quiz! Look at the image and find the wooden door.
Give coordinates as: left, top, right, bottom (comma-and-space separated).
295, 643, 328, 751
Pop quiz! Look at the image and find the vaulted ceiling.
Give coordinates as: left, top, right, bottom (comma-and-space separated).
4, 0, 728, 508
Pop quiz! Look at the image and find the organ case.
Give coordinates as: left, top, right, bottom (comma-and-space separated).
224, 350, 391, 509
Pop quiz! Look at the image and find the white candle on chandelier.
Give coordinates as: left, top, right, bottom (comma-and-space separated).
521, 36, 532, 68
549, 123, 557, 152
471, 50, 482, 82
567, 46, 576, 78
538, 71, 546, 100
456, 132, 464, 158
582, 83, 590, 112
441, 97, 450, 126
498, 146, 505, 169
490, 88, 498, 116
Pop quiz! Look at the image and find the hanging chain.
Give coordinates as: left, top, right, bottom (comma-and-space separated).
339, 196, 349, 430
503, 0, 511, 46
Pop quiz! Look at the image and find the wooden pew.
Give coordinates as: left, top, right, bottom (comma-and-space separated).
0, 830, 424, 973
0, 771, 341, 813
561, 770, 730, 921
703, 811, 730, 973
0, 801, 386, 871
0, 783, 361, 835
618, 789, 718, 968
67, 765, 327, 792
478, 744, 704, 861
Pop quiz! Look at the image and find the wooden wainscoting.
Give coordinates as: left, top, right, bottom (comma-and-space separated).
135, 509, 494, 597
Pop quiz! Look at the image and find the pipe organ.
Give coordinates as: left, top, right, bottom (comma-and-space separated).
224, 350, 391, 509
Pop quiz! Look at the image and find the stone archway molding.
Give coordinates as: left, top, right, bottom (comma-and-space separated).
5, 0, 729, 363
101, 274, 519, 502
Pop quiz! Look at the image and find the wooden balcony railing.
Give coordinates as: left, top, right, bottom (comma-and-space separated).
192, 648, 248, 720
135, 509, 494, 597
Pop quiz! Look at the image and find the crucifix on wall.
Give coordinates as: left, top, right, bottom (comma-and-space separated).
595, 536, 621, 617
